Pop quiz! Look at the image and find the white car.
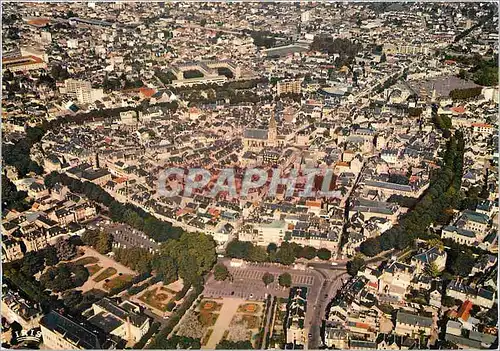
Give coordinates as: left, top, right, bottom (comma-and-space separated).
330, 262, 338, 266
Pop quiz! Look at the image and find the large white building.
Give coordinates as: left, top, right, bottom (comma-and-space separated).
64, 79, 104, 105
240, 220, 288, 246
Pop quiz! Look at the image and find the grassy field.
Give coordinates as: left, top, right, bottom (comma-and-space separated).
93, 267, 117, 282
103, 274, 134, 291
74, 256, 99, 265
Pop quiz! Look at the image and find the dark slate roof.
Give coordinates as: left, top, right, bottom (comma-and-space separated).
445, 333, 482, 349
350, 339, 377, 349
396, 311, 432, 328
88, 312, 123, 334
443, 225, 475, 238
412, 246, 444, 264
462, 210, 490, 224
477, 288, 495, 300
40, 311, 101, 349
94, 298, 148, 328
243, 128, 268, 140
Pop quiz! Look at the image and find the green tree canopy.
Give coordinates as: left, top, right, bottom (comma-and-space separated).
161, 232, 216, 285
216, 340, 253, 349
316, 248, 332, 261
213, 263, 229, 281
298, 246, 317, 260
275, 243, 296, 265
262, 272, 275, 286
278, 272, 292, 288
346, 256, 366, 276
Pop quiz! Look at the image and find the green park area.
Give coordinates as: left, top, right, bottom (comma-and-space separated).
138, 287, 176, 312
73, 256, 99, 266
93, 267, 117, 282
103, 274, 134, 291
87, 264, 102, 276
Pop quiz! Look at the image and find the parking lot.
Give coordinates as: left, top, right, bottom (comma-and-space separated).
204, 264, 322, 302
230, 268, 315, 285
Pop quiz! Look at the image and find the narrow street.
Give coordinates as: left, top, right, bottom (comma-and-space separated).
307, 268, 348, 349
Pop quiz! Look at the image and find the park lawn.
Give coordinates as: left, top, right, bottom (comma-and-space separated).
87, 264, 102, 276
74, 256, 99, 265
103, 274, 134, 291
93, 267, 117, 282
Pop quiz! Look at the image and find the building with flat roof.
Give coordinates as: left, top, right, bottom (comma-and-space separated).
277, 79, 302, 96
64, 79, 104, 105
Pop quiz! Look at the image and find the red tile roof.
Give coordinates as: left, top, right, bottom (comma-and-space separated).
457, 300, 473, 322
139, 87, 156, 98
451, 106, 465, 114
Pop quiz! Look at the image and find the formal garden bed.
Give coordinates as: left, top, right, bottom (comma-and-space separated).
103, 273, 133, 291
199, 311, 219, 327
237, 302, 260, 314
87, 264, 102, 276
199, 299, 223, 312
138, 287, 176, 312
93, 267, 117, 282
73, 256, 99, 266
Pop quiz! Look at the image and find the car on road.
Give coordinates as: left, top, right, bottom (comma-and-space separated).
330, 262, 338, 266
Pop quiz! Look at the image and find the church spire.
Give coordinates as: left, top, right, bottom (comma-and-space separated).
269, 110, 277, 130
268, 110, 277, 146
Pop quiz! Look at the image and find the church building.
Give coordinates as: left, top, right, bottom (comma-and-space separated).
243, 113, 285, 151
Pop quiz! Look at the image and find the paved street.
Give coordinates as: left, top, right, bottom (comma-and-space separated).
307, 269, 349, 349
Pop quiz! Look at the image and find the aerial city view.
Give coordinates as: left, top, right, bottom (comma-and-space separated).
1, 2, 498, 350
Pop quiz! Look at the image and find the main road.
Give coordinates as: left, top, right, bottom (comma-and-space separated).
306, 267, 348, 349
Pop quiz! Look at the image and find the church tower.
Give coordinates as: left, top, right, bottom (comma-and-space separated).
268, 111, 277, 147
431, 83, 437, 102
94, 152, 100, 169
